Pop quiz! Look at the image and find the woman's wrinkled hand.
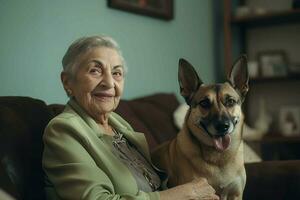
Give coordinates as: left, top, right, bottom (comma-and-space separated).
159, 177, 219, 200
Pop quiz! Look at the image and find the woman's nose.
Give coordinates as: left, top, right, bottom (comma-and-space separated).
100, 72, 114, 88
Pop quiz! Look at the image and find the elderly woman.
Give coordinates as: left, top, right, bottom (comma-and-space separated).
42, 36, 219, 200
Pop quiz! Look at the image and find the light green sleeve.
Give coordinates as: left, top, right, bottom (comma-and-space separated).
42, 116, 160, 200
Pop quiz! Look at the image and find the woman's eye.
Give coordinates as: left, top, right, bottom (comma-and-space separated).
89, 67, 101, 74
113, 71, 122, 76
112, 71, 124, 80
225, 98, 236, 107
199, 99, 211, 109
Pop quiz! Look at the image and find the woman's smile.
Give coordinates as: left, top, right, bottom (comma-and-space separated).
92, 91, 115, 102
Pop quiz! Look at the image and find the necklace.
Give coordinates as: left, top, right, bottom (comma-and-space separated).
111, 128, 158, 191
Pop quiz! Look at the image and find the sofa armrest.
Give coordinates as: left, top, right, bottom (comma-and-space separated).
0, 162, 18, 199
244, 160, 300, 200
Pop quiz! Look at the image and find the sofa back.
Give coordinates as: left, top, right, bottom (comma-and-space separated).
115, 93, 180, 148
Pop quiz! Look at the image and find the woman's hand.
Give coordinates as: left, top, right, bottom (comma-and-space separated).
159, 178, 219, 200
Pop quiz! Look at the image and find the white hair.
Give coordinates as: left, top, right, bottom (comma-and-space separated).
62, 35, 127, 78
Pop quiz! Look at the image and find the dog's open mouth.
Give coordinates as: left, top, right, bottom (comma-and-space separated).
212, 135, 231, 151
198, 120, 234, 151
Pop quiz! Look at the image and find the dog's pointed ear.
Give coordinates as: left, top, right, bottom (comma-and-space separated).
227, 55, 249, 101
178, 58, 203, 105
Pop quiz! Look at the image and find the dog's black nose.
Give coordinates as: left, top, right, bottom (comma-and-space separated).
214, 121, 230, 134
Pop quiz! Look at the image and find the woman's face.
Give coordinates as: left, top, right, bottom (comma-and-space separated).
65, 47, 124, 120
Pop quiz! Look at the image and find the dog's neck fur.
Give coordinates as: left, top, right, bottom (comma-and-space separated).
178, 114, 244, 166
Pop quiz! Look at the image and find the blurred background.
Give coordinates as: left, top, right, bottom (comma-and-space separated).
0, 0, 300, 156
0, 0, 216, 104
224, 0, 300, 160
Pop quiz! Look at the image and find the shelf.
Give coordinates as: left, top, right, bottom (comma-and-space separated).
244, 135, 300, 143
231, 9, 300, 27
260, 135, 300, 143
249, 75, 300, 84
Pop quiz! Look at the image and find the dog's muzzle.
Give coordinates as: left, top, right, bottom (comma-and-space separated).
198, 116, 239, 138
196, 116, 239, 151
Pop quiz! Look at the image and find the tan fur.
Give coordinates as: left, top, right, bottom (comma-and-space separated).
152, 78, 247, 200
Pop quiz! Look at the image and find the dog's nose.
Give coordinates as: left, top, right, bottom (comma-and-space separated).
214, 121, 230, 134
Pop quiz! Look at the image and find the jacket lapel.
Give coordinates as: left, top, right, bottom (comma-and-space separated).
108, 115, 152, 162
67, 99, 104, 137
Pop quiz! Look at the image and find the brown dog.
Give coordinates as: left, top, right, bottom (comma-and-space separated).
152, 56, 249, 200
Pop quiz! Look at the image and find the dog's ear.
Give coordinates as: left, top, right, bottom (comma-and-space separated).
227, 55, 249, 101
178, 58, 203, 105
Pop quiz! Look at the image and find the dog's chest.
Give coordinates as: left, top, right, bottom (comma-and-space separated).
209, 167, 234, 188
203, 164, 245, 198
195, 162, 241, 189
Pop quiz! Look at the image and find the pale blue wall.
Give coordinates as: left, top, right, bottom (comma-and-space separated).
0, 0, 215, 104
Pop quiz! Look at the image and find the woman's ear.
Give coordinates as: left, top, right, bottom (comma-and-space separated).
61, 71, 73, 97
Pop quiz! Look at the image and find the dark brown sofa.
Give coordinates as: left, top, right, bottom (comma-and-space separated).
1, 94, 300, 200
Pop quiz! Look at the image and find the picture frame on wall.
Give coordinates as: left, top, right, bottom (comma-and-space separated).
257, 50, 289, 78
288, 62, 300, 75
107, 0, 173, 20
279, 106, 300, 137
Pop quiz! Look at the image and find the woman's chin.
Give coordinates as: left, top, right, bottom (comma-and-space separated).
93, 101, 117, 114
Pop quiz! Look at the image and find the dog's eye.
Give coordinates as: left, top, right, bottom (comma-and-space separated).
225, 98, 236, 107
199, 99, 211, 109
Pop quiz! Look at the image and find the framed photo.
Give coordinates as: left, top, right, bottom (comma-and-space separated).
279, 106, 300, 136
257, 50, 289, 78
288, 62, 300, 75
107, 0, 173, 20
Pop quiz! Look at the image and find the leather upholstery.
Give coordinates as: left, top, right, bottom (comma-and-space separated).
0, 97, 52, 200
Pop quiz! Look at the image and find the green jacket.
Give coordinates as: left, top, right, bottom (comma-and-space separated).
42, 99, 162, 200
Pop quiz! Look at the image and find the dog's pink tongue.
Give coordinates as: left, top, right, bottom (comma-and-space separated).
213, 135, 231, 151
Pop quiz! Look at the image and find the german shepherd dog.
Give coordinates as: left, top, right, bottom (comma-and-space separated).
152, 56, 249, 200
